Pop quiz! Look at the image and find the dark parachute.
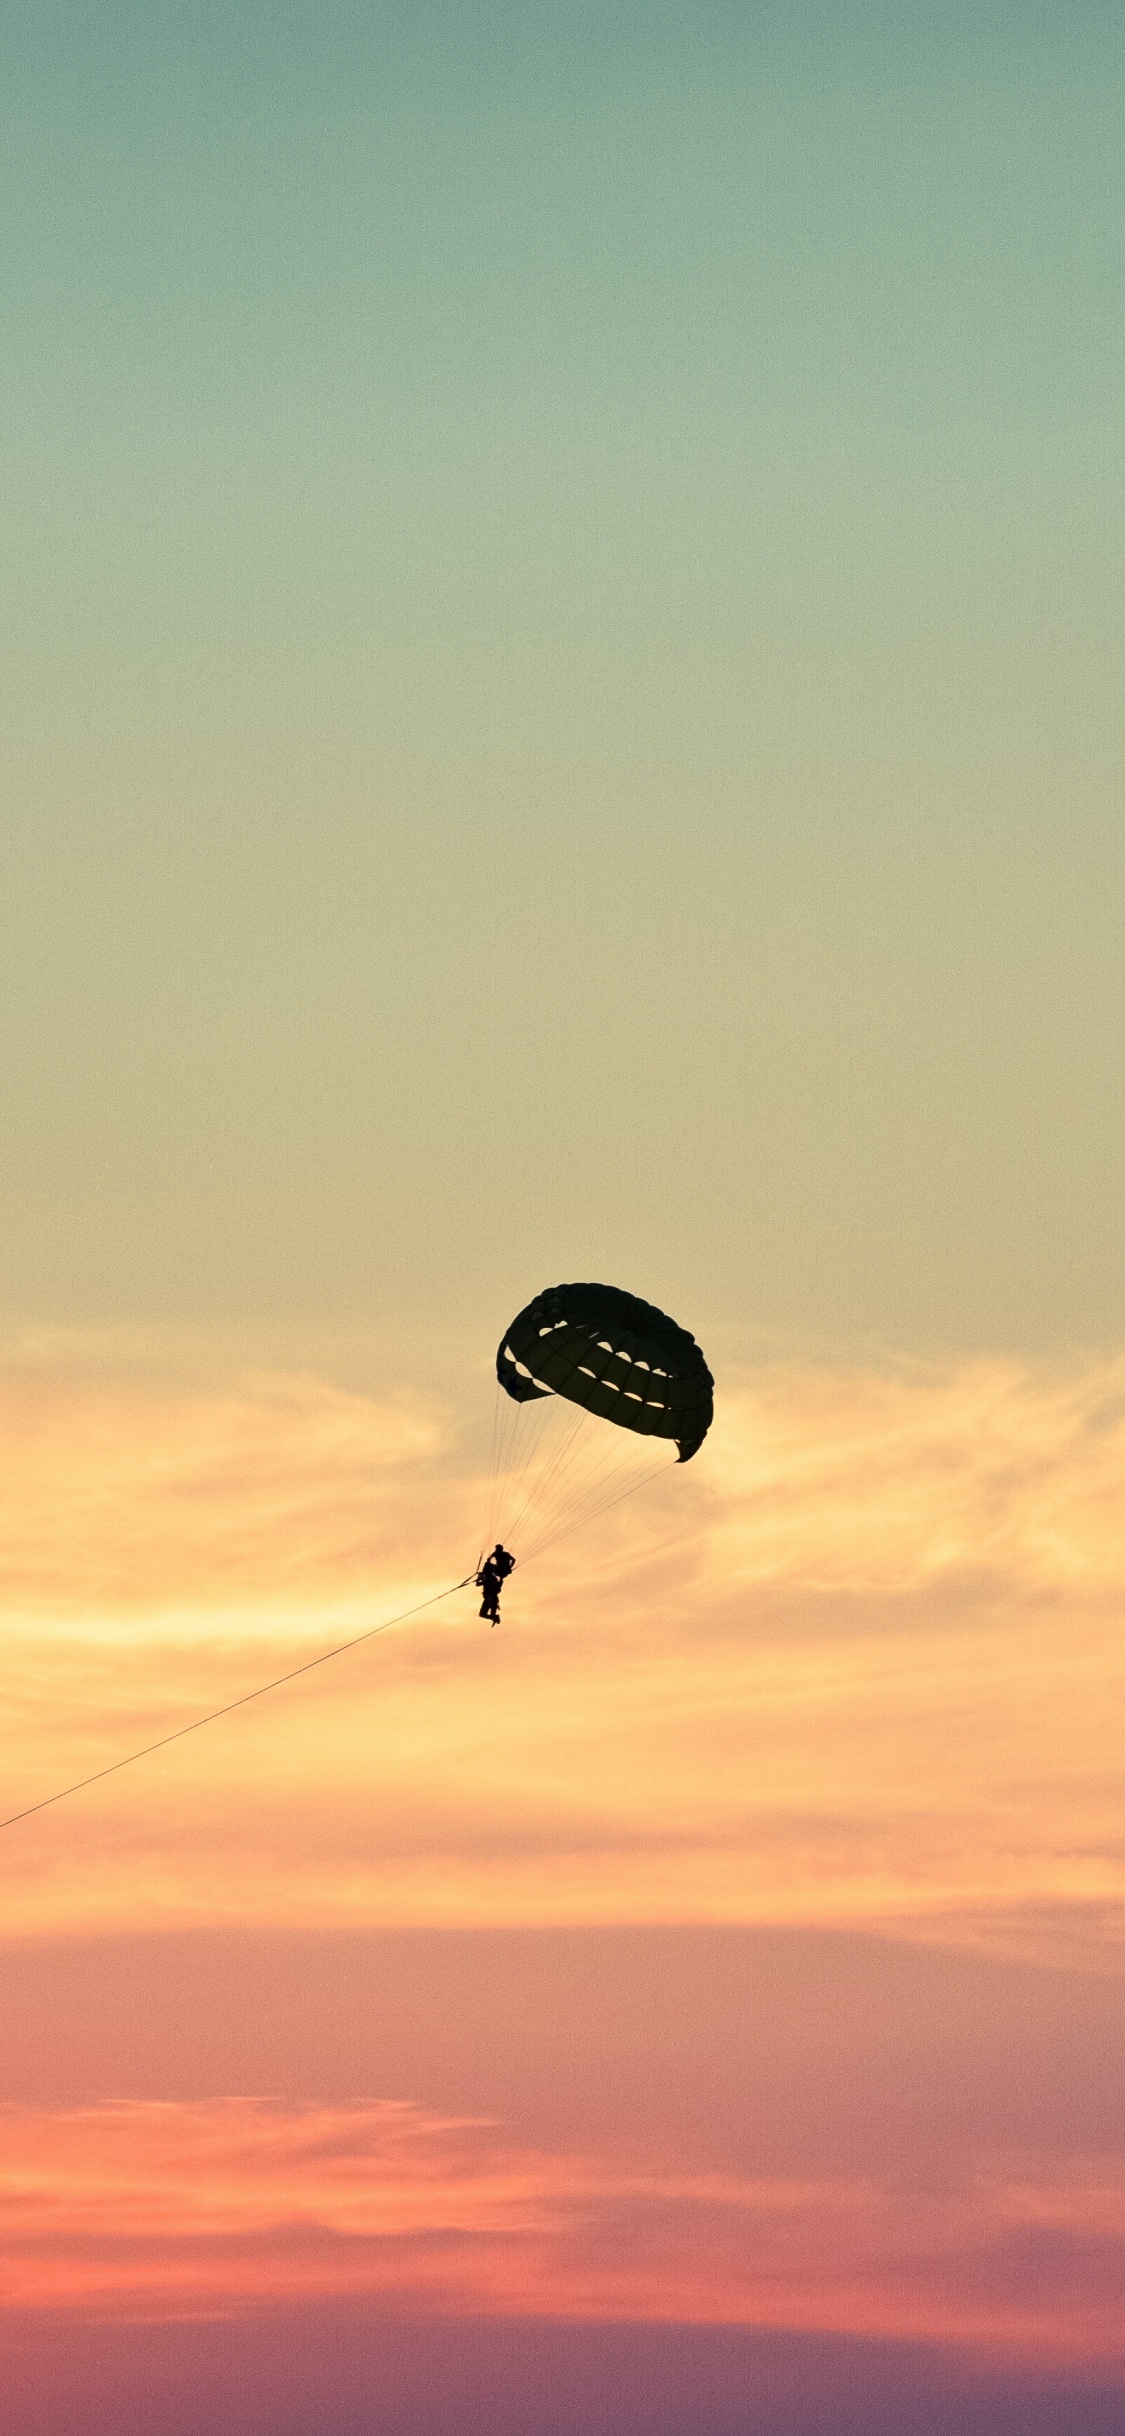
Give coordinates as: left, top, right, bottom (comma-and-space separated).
496, 1282, 714, 1463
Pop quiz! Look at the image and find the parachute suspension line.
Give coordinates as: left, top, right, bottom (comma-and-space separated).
0, 1572, 478, 1838
482, 1383, 506, 1549
518, 1442, 668, 1559
513, 1416, 661, 1550
482, 1377, 507, 1556
514, 1433, 627, 1548
487, 1396, 673, 1562
493, 1401, 607, 1552
517, 1455, 676, 1566
486, 1372, 539, 1550
501, 1403, 588, 1546
481, 1381, 496, 1554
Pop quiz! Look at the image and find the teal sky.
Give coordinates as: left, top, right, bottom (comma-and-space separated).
3, 2, 1121, 1354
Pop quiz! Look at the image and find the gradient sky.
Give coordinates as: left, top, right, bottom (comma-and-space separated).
2, 6, 1123, 2433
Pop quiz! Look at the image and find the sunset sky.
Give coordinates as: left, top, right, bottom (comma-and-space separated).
2, 6, 1123, 2432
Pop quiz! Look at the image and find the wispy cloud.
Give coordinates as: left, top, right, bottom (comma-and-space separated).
4, 1342, 1123, 1613
706, 1357, 1125, 1595
0, 1341, 1122, 1955
1, 2098, 1121, 2365
0, 1355, 455, 1614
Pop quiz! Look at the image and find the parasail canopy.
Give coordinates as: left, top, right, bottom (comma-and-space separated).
496, 1281, 714, 1463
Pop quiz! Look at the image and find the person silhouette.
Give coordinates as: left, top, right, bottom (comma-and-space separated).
477, 1544, 515, 1624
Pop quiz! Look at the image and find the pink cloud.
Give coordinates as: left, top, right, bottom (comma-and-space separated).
0, 2098, 1122, 2366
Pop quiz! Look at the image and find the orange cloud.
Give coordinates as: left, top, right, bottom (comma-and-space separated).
0, 1346, 456, 1614
0, 1336, 1122, 1959
4, 1339, 1124, 1614
708, 1357, 1125, 1595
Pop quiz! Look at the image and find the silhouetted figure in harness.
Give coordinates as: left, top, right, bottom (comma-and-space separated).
477, 1544, 515, 1625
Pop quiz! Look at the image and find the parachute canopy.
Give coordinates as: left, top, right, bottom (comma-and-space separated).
496, 1282, 714, 1463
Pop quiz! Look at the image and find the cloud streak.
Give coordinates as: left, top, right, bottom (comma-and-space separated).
1, 2098, 1121, 2367
0, 1339, 1122, 1959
